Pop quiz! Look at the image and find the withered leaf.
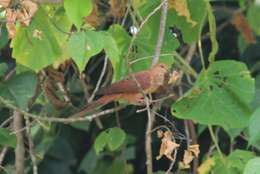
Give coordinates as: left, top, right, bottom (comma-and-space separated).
231, 12, 256, 44
156, 131, 180, 161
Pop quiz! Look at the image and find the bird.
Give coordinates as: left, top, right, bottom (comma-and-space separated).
70, 63, 178, 118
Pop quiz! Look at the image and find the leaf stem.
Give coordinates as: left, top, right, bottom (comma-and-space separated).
208, 125, 224, 161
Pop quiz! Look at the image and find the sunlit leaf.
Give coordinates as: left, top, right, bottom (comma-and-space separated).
172, 60, 255, 129
64, 0, 92, 30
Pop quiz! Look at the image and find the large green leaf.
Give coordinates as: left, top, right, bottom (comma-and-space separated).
11, 8, 71, 72
0, 71, 37, 110
68, 31, 103, 71
0, 128, 17, 148
64, 0, 92, 30
68, 31, 120, 74
132, 1, 179, 71
168, 0, 207, 44
249, 107, 260, 146
243, 157, 260, 174
209, 150, 255, 174
108, 24, 131, 80
172, 60, 255, 129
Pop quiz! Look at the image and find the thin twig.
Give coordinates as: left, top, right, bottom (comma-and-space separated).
145, 1, 168, 173
152, 0, 168, 66
13, 111, 25, 174
0, 116, 14, 128
24, 117, 38, 174
0, 147, 8, 166
0, 96, 124, 123
87, 57, 108, 129
88, 56, 108, 103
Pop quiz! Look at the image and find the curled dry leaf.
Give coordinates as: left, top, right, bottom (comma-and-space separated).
179, 144, 200, 169
0, 0, 10, 8
169, 0, 196, 26
6, 8, 18, 39
168, 70, 180, 84
156, 130, 180, 161
188, 144, 200, 157
231, 12, 256, 44
3, 0, 38, 38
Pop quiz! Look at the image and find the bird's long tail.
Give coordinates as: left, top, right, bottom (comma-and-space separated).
70, 94, 123, 118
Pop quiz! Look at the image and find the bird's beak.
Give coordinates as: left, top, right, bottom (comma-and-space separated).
168, 70, 180, 84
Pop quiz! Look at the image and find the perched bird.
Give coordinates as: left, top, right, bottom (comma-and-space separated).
71, 63, 178, 118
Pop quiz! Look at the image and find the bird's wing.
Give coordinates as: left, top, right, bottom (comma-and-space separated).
98, 71, 152, 95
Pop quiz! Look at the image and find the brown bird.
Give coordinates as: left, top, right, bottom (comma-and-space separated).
71, 63, 175, 118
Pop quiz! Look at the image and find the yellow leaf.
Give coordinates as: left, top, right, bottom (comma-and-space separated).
197, 158, 215, 174
169, 0, 196, 26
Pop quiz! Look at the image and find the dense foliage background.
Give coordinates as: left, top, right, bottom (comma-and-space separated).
0, 0, 260, 174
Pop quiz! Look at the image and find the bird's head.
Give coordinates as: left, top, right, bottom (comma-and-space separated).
153, 63, 169, 74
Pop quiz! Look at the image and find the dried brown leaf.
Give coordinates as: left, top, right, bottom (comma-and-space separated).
6, 8, 17, 38
85, 4, 102, 27
188, 144, 200, 157
231, 12, 256, 44
156, 131, 180, 161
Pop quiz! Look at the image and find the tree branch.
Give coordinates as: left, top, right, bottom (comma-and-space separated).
146, 1, 168, 173
0, 96, 124, 124
13, 111, 25, 174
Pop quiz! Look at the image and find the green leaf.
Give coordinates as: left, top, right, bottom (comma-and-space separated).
243, 157, 260, 174
107, 127, 126, 151
166, 0, 207, 44
0, 128, 17, 148
132, 1, 179, 71
11, 8, 71, 72
79, 148, 98, 174
102, 32, 120, 79
247, 4, 260, 36
94, 131, 108, 154
0, 63, 8, 77
108, 24, 131, 80
249, 107, 260, 146
64, 0, 92, 30
172, 60, 255, 129
0, 26, 9, 49
209, 150, 255, 174
68, 31, 104, 72
0, 71, 37, 110
68, 31, 120, 75
94, 127, 126, 154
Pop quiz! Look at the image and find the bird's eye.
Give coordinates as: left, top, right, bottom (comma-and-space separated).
160, 64, 165, 68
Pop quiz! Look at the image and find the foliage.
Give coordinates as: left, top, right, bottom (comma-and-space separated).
0, 0, 260, 174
